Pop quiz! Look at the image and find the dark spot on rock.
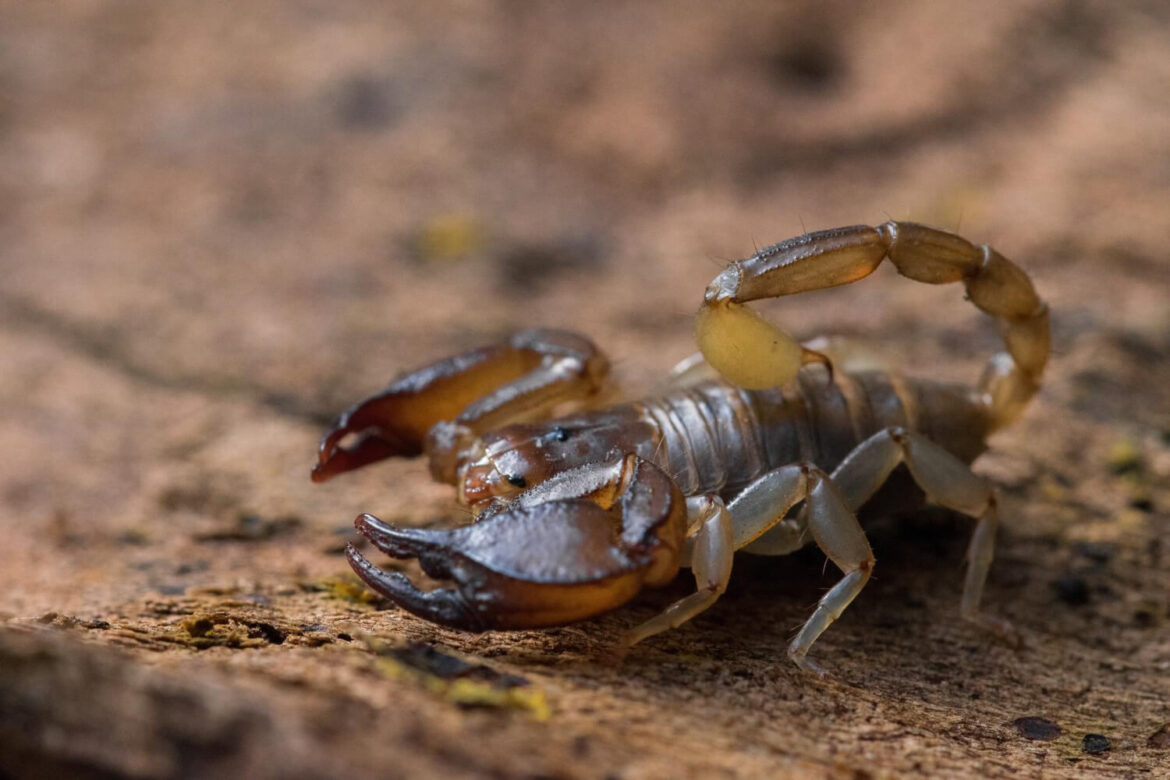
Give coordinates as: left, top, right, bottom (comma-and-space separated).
765, 36, 845, 93
247, 621, 286, 645
157, 480, 240, 516
572, 735, 591, 758
1074, 542, 1113, 565
506, 474, 527, 488
195, 514, 302, 542
175, 560, 210, 575
1128, 495, 1154, 512
334, 73, 400, 131
184, 617, 215, 638
1134, 609, 1156, 628
1013, 716, 1061, 741
1148, 723, 1170, 749
116, 529, 150, 546
336, 633, 353, 642
378, 641, 530, 689
897, 589, 927, 610
1053, 575, 1089, 606
85, 619, 111, 630
1082, 733, 1110, 754
494, 235, 604, 293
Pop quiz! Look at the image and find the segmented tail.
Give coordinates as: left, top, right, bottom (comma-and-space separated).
697, 221, 1049, 430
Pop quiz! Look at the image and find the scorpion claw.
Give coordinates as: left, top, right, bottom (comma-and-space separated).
345, 544, 479, 629
313, 428, 411, 483
355, 512, 441, 558
347, 472, 685, 630
355, 512, 458, 580
312, 329, 610, 483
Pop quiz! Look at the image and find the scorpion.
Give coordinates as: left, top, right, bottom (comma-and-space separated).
311, 222, 1048, 675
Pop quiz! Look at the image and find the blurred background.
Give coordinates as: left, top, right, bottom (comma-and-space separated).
1, 2, 1168, 776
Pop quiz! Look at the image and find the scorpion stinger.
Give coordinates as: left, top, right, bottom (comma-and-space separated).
346, 455, 690, 630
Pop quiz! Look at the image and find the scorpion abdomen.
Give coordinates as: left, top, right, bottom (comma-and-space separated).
641, 367, 991, 498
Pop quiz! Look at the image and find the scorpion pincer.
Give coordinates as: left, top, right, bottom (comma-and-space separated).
312, 222, 1048, 676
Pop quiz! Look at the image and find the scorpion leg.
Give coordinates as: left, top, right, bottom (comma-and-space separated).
828, 427, 1016, 642
657, 352, 722, 392
624, 495, 734, 646
313, 329, 610, 483
347, 455, 689, 630
726, 465, 809, 554
800, 336, 889, 376
623, 463, 875, 676
623, 465, 827, 647
733, 466, 875, 678
623, 465, 816, 647
672, 463, 875, 676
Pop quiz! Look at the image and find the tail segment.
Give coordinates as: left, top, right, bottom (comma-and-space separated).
697, 221, 1048, 430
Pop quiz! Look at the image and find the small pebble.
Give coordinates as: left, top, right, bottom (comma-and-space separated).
1134, 609, 1156, 628
1074, 542, 1113, 564
1013, 716, 1061, 741
1053, 576, 1089, 606
1082, 733, 1110, 755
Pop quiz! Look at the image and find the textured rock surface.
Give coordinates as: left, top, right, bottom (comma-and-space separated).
1, 2, 1168, 777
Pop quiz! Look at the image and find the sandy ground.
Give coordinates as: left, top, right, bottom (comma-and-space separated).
1, 1, 1168, 777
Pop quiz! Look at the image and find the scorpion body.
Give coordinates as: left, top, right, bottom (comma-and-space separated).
313, 222, 1048, 675
632, 370, 986, 498
475, 368, 988, 505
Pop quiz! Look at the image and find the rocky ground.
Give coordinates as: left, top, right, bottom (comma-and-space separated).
1, 1, 1168, 777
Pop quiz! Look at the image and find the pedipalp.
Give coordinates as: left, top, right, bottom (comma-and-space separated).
347, 454, 688, 631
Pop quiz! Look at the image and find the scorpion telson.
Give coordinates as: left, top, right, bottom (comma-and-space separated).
313, 222, 1048, 676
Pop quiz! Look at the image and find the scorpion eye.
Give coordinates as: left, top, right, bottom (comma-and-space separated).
505, 474, 528, 488
552, 427, 572, 443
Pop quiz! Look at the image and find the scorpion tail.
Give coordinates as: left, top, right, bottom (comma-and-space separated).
696, 222, 1049, 430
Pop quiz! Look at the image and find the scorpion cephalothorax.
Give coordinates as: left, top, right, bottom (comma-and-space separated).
313, 222, 1048, 675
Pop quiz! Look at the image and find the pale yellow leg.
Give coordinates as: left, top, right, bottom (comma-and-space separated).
624, 496, 733, 646
829, 427, 1013, 639
785, 471, 875, 677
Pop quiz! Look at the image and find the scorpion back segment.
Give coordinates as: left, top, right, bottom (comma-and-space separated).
314, 222, 1048, 676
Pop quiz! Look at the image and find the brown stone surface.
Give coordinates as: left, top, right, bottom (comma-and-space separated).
1, 2, 1168, 778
